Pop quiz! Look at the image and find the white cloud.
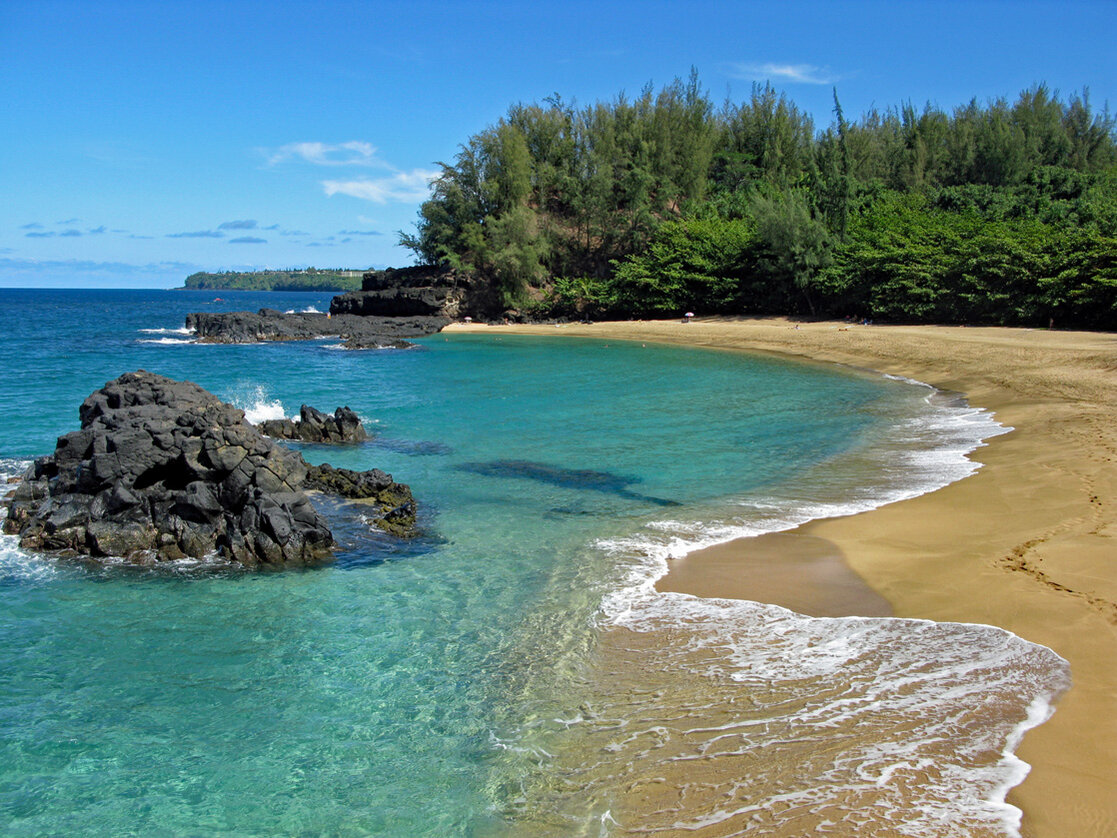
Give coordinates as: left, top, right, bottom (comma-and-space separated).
167, 230, 225, 239
264, 141, 387, 167
321, 169, 439, 204
727, 62, 836, 85
263, 141, 436, 204
0, 256, 199, 275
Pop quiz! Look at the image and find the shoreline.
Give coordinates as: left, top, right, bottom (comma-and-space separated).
446, 317, 1117, 837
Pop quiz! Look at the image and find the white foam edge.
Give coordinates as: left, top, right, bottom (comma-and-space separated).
323, 343, 406, 351
139, 326, 196, 335
0, 458, 61, 581
982, 693, 1063, 834
598, 370, 1013, 619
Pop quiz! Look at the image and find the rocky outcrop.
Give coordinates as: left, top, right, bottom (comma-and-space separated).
185, 309, 449, 348
330, 265, 502, 321
304, 464, 416, 537
259, 405, 369, 443
2, 372, 417, 568
184, 265, 503, 347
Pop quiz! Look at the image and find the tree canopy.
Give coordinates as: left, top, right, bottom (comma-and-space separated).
402, 76, 1117, 329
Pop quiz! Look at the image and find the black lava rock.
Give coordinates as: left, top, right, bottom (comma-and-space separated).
2, 372, 418, 568
259, 405, 369, 444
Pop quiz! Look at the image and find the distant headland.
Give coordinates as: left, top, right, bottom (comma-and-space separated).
182, 268, 366, 292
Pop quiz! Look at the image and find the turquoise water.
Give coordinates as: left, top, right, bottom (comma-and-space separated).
0, 290, 1068, 836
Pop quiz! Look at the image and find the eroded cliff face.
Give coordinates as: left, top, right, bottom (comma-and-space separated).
2, 372, 417, 568
329, 265, 502, 321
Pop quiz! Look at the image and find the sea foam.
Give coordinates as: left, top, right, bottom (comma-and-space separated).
0, 459, 60, 583
136, 326, 197, 345
139, 326, 196, 336
229, 384, 292, 425
136, 337, 197, 345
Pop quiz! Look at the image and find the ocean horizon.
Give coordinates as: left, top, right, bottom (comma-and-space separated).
0, 288, 1068, 836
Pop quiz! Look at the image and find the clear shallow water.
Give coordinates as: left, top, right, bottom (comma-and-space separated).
0, 289, 1068, 836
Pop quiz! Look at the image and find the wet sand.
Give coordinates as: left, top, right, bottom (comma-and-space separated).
656, 532, 892, 618
447, 317, 1117, 837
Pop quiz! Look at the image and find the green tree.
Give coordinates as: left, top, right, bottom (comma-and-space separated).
750, 190, 832, 315
611, 215, 757, 315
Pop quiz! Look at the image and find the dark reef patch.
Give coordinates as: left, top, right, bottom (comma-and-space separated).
456, 459, 681, 507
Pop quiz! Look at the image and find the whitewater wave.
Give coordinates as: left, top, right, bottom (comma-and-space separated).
322, 342, 411, 351
0, 458, 61, 583
139, 326, 196, 336
582, 591, 1067, 837
136, 337, 197, 345
226, 384, 292, 424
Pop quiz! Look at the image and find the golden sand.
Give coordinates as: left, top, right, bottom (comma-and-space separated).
447, 317, 1117, 837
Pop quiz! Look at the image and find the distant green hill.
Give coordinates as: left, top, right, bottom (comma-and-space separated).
183, 269, 365, 292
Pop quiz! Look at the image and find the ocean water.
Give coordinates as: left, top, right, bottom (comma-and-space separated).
0, 289, 1068, 836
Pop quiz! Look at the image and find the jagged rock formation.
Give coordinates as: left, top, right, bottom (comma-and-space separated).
304, 464, 417, 537
259, 405, 369, 443
185, 309, 448, 348
329, 265, 502, 321
2, 372, 417, 568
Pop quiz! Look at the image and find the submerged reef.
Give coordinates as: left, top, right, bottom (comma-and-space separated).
2, 371, 416, 568
457, 459, 681, 507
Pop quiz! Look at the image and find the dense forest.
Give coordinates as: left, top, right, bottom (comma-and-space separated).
400, 74, 1117, 328
183, 269, 363, 292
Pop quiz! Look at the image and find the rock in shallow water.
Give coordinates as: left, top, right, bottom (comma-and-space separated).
259, 404, 369, 443
2, 371, 417, 569
184, 309, 449, 348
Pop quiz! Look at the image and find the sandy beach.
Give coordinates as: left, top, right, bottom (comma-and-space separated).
447, 317, 1117, 837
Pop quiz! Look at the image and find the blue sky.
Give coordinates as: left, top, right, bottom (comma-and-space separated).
2, 0, 1114, 288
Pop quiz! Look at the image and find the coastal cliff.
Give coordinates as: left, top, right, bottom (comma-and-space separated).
330, 265, 502, 320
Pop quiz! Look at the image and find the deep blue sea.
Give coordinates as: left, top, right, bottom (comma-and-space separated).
0, 289, 1069, 836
